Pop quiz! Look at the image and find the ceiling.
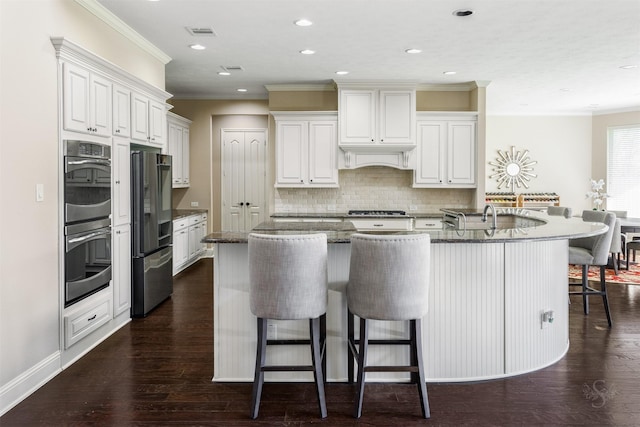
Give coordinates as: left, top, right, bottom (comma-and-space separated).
95, 0, 640, 115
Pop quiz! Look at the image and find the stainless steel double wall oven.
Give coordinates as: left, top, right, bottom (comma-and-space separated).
63, 140, 112, 307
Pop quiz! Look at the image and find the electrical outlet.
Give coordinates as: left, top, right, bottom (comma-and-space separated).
267, 323, 277, 340
190, 201, 199, 207
541, 309, 554, 329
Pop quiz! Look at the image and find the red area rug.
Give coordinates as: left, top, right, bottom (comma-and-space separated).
569, 261, 640, 285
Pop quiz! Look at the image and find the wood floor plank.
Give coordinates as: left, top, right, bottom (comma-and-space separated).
2, 258, 640, 426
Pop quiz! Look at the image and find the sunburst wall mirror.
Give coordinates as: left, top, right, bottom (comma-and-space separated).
489, 146, 537, 191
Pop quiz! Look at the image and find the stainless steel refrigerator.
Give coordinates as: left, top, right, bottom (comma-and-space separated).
131, 151, 173, 317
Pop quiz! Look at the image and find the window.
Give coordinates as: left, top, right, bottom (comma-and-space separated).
607, 124, 640, 217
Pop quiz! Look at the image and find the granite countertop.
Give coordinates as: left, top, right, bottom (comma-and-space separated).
203, 210, 608, 244
173, 209, 208, 220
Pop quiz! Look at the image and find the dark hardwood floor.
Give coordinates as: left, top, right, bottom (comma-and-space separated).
2, 258, 640, 426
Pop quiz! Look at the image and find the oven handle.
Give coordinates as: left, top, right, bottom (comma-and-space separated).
67, 228, 111, 252
67, 159, 111, 166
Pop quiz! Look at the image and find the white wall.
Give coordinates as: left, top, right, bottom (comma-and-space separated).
0, 0, 165, 414
486, 115, 594, 212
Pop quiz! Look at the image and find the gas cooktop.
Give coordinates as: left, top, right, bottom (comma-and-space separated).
347, 210, 407, 216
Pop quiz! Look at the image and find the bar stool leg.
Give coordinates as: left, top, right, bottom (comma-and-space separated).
347, 310, 355, 383
412, 319, 430, 418
600, 267, 613, 328
582, 265, 589, 315
310, 317, 328, 418
251, 317, 268, 419
354, 317, 369, 419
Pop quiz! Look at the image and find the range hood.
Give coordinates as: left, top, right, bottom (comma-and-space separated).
338, 145, 415, 170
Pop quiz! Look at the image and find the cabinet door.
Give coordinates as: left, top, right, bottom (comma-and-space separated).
188, 224, 199, 259
414, 121, 446, 185
113, 224, 131, 317
149, 100, 165, 145
90, 74, 112, 137
173, 227, 189, 273
339, 90, 376, 144
112, 138, 131, 226
62, 62, 90, 134
131, 93, 150, 142
447, 121, 476, 185
379, 90, 415, 144
168, 123, 183, 185
308, 121, 338, 185
182, 128, 190, 186
112, 85, 131, 138
276, 121, 307, 185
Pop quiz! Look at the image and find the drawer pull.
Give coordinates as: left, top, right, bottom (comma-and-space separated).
373, 224, 383, 227
88, 314, 97, 321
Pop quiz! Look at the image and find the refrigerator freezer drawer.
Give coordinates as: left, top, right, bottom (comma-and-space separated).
132, 245, 173, 317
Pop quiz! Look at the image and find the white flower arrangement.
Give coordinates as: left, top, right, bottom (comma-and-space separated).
585, 179, 609, 209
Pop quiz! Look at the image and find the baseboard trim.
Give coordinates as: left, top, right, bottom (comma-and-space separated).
0, 351, 61, 416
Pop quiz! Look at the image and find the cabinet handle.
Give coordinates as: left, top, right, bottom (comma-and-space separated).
371, 138, 374, 142
87, 127, 92, 131
116, 129, 120, 133
246, 202, 251, 206
88, 314, 97, 321
310, 179, 313, 182
239, 202, 244, 206
380, 139, 384, 142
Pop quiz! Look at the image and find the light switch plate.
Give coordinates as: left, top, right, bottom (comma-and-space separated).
36, 184, 44, 202
190, 201, 199, 207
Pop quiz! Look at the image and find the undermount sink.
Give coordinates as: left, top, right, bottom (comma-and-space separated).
445, 214, 546, 231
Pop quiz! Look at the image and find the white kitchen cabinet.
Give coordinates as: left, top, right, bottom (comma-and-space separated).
167, 112, 192, 188
64, 292, 112, 349
413, 115, 477, 188
112, 224, 131, 317
273, 112, 338, 188
131, 92, 165, 147
112, 138, 131, 227
112, 84, 131, 138
173, 212, 208, 275
62, 62, 111, 137
338, 87, 415, 146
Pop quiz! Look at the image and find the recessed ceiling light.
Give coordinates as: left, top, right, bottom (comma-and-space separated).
336, 71, 349, 75
300, 49, 315, 55
218, 71, 231, 76
453, 9, 474, 17
295, 19, 313, 27
620, 65, 638, 69
443, 71, 457, 75
189, 44, 206, 50
559, 88, 570, 92
237, 88, 248, 92
405, 48, 421, 54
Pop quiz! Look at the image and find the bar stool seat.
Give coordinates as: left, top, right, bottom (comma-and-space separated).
248, 233, 328, 419
346, 233, 431, 419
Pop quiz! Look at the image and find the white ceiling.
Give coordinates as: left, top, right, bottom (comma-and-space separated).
96, 0, 640, 115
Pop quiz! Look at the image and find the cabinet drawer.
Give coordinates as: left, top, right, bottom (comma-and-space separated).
64, 294, 112, 348
188, 214, 202, 225
414, 219, 443, 230
201, 213, 208, 221
348, 218, 412, 231
174, 218, 188, 230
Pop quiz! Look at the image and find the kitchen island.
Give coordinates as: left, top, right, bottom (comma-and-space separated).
204, 211, 607, 383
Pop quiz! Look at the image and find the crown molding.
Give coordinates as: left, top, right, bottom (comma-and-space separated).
74, 0, 171, 64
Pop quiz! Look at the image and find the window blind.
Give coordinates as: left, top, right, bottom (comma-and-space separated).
607, 125, 640, 217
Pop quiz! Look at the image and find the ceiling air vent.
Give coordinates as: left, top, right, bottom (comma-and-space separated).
222, 66, 245, 72
185, 26, 217, 37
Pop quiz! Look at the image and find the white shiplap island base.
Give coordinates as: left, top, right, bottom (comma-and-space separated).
207, 213, 606, 383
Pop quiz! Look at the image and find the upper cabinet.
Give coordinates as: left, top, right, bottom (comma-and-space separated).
167, 112, 192, 188
272, 111, 339, 188
131, 92, 166, 147
62, 62, 112, 137
112, 84, 131, 138
413, 113, 477, 188
337, 83, 416, 169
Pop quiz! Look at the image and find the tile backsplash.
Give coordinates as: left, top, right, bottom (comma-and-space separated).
275, 167, 475, 213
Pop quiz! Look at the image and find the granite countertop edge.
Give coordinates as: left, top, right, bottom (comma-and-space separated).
173, 209, 208, 220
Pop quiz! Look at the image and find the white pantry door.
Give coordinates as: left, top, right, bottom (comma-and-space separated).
221, 129, 267, 232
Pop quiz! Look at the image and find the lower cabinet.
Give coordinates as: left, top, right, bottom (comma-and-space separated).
112, 224, 131, 317
64, 292, 112, 349
173, 212, 208, 275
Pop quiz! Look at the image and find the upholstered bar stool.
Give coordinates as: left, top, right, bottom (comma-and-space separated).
346, 233, 431, 419
248, 233, 328, 419
569, 211, 616, 327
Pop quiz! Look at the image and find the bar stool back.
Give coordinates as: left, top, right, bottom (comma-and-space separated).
248, 233, 328, 419
347, 233, 431, 419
